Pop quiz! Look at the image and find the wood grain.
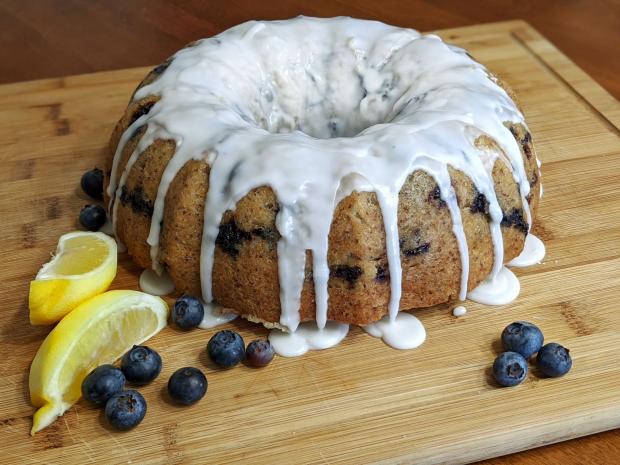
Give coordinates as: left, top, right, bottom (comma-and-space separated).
0, 20, 620, 464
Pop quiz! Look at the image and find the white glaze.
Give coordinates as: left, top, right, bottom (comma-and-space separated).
268, 321, 349, 357
100, 217, 114, 235
508, 233, 546, 267
99, 218, 127, 252
362, 312, 426, 350
107, 16, 537, 336
452, 305, 467, 317
139, 269, 175, 296
467, 266, 520, 305
198, 301, 238, 329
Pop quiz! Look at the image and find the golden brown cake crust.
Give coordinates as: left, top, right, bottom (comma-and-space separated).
106, 63, 540, 327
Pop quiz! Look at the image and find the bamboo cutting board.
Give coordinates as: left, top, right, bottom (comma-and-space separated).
1, 20, 619, 465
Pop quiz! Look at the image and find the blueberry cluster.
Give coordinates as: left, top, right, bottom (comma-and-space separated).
493, 321, 572, 387
81, 345, 162, 430
81, 295, 276, 432
79, 168, 107, 231
170, 295, 275, 369
207, 330, 275, 368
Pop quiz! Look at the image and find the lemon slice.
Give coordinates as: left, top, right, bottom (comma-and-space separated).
29, 231, 117, 325
29, 290, 168, 435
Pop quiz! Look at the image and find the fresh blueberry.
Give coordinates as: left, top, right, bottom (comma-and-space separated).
167, 367, 207, 405
104, 390, 147, 430
79, 204, 106, 231
501, 321, 544, 358
121, 345, 162, 384
80, 168, 104, 200
207, 330, 245, 368
245, 339, 275, 367
171, 295, 204, 330
537, 342, 572, 377
493, 351, 528, 387
81, 364, 125, 406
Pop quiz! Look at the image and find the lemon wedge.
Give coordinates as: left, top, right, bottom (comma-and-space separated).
29, 231, 117, 325
29, 290, 168, 435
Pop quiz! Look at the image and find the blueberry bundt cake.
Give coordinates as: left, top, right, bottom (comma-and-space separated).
105, 16, 540, 332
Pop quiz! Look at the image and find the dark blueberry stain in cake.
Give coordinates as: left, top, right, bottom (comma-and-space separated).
522, 132, 533, 159
329, 265, 363, 284
129, 102, 155, 126
327, 120, 338, 137
470, 190, 490, 216
119, 185, 154, 217
152, 59, 172, 76
263, 90, 274, 103
356, 73, 368, 99
252, 227, 279, 243
529, 170, 538, 189
403, 242, 431, 257
216, 220, 251, 257
223, 162, 242, 196
130, 125, 147, 140
305, 70, 317, 84
509, 126, 533, 159
428, 186, 446, 209
399, 230, 431, 257
375, 265, 389, 283
501, 208, 529, 234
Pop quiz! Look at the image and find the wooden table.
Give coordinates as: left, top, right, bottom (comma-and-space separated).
1, 2, 619, 463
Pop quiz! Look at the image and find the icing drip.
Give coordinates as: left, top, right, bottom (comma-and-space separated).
467, 266, 520, 305
507, 233, 546, 267
362, 312, 426, 349
269, 321, 349, 357
107, 16, 534, 334
139, 269, 175, 296
198, 301, 238, 329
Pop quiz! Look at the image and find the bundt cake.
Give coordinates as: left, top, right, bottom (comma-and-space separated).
105, 16, 540, 332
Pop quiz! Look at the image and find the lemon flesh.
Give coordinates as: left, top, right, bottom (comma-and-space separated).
29, 231, 117, 325
29, 290, 168, 435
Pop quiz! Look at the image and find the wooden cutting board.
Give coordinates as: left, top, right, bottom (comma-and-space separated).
1, 20, 619, 465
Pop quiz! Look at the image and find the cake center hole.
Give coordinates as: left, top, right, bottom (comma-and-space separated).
246, 71, 409, 139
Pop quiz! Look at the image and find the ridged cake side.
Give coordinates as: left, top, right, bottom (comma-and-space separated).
105, 90, 540, 326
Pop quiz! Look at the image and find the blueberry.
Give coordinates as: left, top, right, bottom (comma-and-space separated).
167, 367, 207, 405
105, 390, 147, 430
207, 330, 245, 368
537, 343, 572, 377
493, 351, 528, 387
79, 204, 106, 231
80, 168, 104, 200
81, 364, 125, 406
501, 321, 544, 358
245, 339, 275, 367
121, 345, 162, 384
171, 295, 204, 330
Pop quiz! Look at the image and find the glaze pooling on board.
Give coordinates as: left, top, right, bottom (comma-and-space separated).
507, 233, 545, 267
269, 321, 349, 357
139, 269, 175, 296
106, 16, 540, 333
467, 266, 520, 305
362, 313, 426, 350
